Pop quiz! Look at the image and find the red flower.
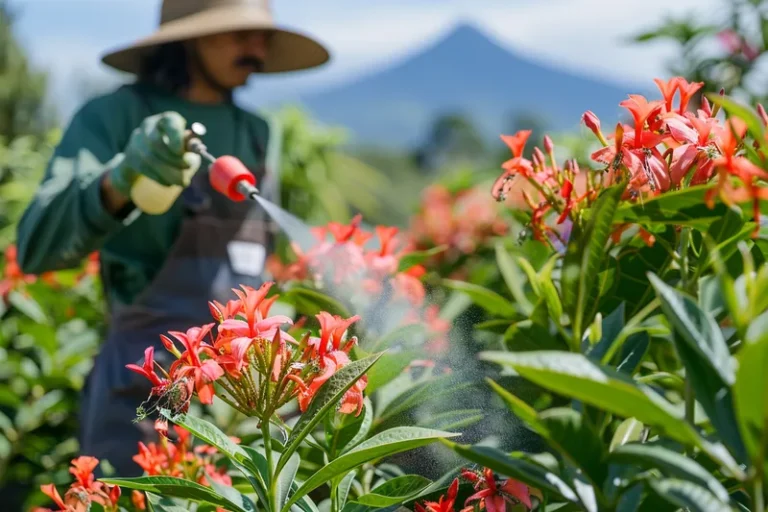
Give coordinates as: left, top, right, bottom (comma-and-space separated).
415, 478, 459, 512
132, 491, 147, 510
620, 94, 663, 143
162, 324, 224, 405
126, 346, 167, 389
665, 113, 718, 185
314, 312, 360, 357
463, 468, 532, 512
291, 350, 367, 416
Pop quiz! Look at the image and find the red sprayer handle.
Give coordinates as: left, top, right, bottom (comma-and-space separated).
209, 155, 258, 202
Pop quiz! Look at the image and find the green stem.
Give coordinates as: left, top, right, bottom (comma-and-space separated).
754, 479, 765, 512
684, 378, 695, 425
684, 376, 695, 457
600, 298, 661, 365
263, 420, 278, 512
680, 227, 691, 291
330, 483, 339, 512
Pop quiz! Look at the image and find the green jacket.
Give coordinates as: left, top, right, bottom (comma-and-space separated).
16, 83, 281, 307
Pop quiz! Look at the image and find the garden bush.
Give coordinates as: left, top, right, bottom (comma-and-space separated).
18, 73, 768, 512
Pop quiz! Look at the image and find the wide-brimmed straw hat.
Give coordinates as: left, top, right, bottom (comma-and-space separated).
101, 0, 330, 75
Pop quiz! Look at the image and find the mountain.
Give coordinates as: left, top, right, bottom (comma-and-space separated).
246, 22, 651, 148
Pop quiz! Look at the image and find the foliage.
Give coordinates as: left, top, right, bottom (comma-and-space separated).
53, 281, 459, 512
633, 0, 768, 105
0, 247, 104, 511
0, 0, 50, 139
441, 76, 768, 511
275, 106, 393, 226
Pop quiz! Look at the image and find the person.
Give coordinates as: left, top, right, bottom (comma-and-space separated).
15, 0, 329, 477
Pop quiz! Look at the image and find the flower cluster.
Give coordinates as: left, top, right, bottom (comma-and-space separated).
1, 246, 99, 304
127, 281, 367, 423
409, 184, 509, 262
492, 76, 768, 246
133, 424, 233, 488
266, 215, 450, 355
0, 245, 54, 302
268, 215, 427, 305
413, 467, 536, 512
32, 456, 121, 512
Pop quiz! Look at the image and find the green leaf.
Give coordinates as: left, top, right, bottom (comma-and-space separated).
417, 409, 483, 431
609, 418, 644, 451
369, 324, 426, 352
443, 441, 578, 502
398, 245, 448, 272
475, 319, 513, 334
276, 452, 300, 510
486, 378, 539, 424
614, 185, 725, 229
7, 290, 48, 324
377, 374, 471, 423
278, 354, 382, 475
206, 475, 258, 512
647, 274, 734, 384
733, 332, 768, 482
648, 274, 745, 461
647, 478, 731, 512
365, 351, 418, 394
697, 209, 751, 275
146, 493, 190, 512
616, 333, 649, 375
538, 408, 607, 488
708, 94, 765, 150
337, 471, 356, 510
15, 390, 64, 432
562, 183, 626, 342
537, 255, 564, 323
479, 351, 703, 450
283, 427, 457, 512
280, 287, 351, 317
166, 413, 267, 500
101, 476, 254, 512
586, 303, 625, 361
495, 241, 534, 315
442, 279, 517, 318
609, 444, 729, 503
354, 475, 432, 507
167, 412, 245, 460
487, 379, 606, 489
504, 300, 568, 352
328, 397, 373, 457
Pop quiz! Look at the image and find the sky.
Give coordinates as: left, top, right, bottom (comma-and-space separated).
14, 0, 725, 123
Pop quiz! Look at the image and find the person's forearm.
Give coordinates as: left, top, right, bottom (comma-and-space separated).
16, 159, 127, 274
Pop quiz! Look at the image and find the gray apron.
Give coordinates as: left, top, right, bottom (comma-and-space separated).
78, 87, 278, 477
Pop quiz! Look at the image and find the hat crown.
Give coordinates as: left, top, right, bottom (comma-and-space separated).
161, 0, 271, 24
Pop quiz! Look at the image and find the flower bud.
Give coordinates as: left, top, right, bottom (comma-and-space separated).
543, 135, 554, 154
532, 147, 546, 167
758, 103, 768, 127
582, 111, 601, 134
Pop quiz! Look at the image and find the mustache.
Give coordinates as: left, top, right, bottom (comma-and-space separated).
235, 56, 265, 72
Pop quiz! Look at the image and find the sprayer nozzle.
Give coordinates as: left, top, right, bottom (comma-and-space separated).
236, 180, 260, 199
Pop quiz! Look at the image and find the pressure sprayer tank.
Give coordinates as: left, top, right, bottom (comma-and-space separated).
129, 153, 202, 215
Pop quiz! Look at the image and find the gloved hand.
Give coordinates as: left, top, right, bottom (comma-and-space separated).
109, 111, 199, 197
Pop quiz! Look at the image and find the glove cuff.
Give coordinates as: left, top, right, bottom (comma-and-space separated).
107, 153, 137, 198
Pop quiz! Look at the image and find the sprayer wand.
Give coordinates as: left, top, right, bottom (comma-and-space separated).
185, 122, 261, 202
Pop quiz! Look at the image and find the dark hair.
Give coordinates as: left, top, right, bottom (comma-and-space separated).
137, 42, 192, 94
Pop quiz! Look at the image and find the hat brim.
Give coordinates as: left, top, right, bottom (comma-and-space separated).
101, 5, 330, 75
